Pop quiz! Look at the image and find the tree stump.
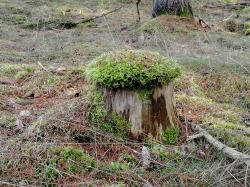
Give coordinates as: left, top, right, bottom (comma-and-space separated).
101, 83, 179, 140
152, 0, 194, 18
86, 50, 181, 141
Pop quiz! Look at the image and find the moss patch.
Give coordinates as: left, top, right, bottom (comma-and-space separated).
138, 19, 164, 35
36, 147, 96, 181
88, 89, 131, 138
86, 50, 181, 89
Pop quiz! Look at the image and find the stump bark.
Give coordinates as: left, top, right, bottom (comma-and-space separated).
101, 82, 179, 140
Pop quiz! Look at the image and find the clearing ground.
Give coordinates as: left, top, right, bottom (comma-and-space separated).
0, 0, 250, 186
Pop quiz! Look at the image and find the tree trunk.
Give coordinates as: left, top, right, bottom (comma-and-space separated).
101, 83, 180, 140
152, 0, 194, 18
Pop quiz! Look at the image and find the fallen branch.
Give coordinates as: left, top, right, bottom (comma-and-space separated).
186, 133, 203, 141
47, 7, 122, 29
188, 123, 250, 166
75, 7, 122, 25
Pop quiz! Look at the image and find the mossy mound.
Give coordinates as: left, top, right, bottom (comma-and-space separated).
138, 19, 165, 35
86, 50, 181, 89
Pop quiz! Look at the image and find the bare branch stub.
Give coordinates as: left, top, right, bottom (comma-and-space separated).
136, 0, 141, 22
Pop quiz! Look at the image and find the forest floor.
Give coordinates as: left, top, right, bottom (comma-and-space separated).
0, 0, 250, 186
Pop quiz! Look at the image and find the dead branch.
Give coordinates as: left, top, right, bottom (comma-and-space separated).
37, 61, 49, 73
188, 124, 250, 166
136, 0, 141, 22
57, 7, 122, 29
186, 133, 203, 141
75, 7, 122, 25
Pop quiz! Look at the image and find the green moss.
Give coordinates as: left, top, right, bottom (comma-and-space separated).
0, 64, 19, 77
119, 153, 137, 164
163, 127, 181, 145
110, 113, 131, 138
136, 89, 153, 103
59, 147, 96, 169
15, 67, 34, 80
86, 50, 181, 89
103, 162, 130, 172
138, 19, 164, 35
88, 89, 108, 125
36, 147, 96, 181
10, 15, 27, 25
88, 89, 130, 138
244, 22, 250, 35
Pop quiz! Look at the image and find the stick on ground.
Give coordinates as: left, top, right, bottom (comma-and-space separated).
188, 124, 250, 166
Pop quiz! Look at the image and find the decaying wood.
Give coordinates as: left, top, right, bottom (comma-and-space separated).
188, 124, 250, 166
101, 83, 180, 140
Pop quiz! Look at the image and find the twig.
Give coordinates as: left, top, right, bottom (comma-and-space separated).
136, 0, 141, 22
0, 181, 17, 186
187, 133, 204, 141
189, 123, 250, 166
75, 7, 122, 25
37, 61, 49, 72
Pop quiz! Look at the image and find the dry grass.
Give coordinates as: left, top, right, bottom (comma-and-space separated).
0, 0, 249, 186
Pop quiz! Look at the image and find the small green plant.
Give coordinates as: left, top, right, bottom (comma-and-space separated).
45, 160, 59, 181
119, 153, 137, 164
179, 7, 189, 17
163, 127, 181, 145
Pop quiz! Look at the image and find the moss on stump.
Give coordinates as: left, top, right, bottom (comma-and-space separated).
86, 50, 181, 141
86, 50, 181, 89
